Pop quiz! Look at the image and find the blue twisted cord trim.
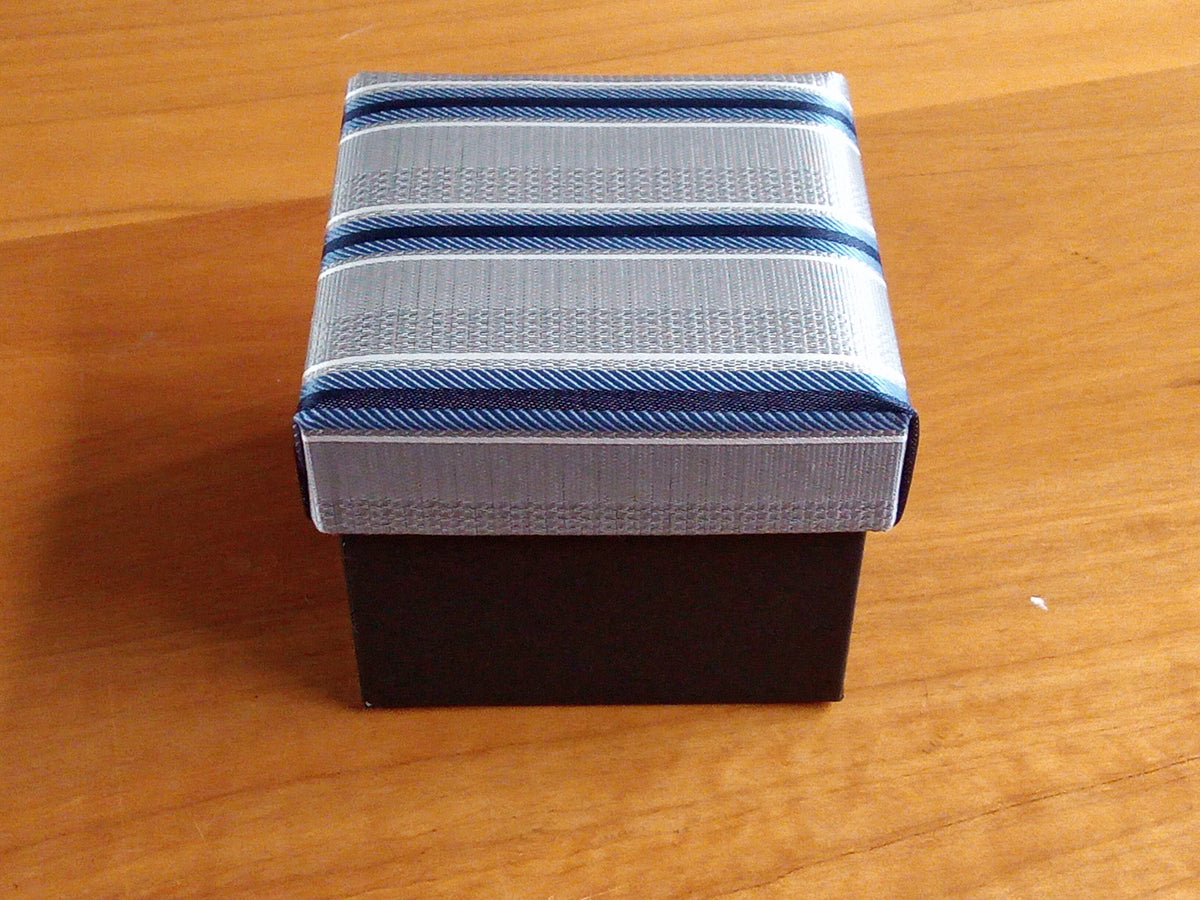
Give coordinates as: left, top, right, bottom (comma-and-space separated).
341, 85, 856, 139
322, 234, 880, 269
344, 82, 853, 115
300, 367, 908, 405
294, 405, 911, 435
324, 210, 876, 246
296, 366, 912, 433
343, 104, 856, 139
321, 210, 881, 271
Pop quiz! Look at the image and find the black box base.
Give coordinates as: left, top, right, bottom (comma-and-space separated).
342, 531, 865, 706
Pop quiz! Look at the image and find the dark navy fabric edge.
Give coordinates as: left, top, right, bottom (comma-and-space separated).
293, 419, 313, 522
894, 411, 919, 525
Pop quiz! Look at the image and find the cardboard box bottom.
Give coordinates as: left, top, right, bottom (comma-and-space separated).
341, 531, 865, 706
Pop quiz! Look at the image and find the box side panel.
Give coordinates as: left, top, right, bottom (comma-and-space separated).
342, 531, 865, 705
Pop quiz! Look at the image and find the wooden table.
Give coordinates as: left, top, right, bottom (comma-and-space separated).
3, 3, 1198, 896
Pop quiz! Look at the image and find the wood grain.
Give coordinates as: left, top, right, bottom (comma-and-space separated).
2, 2, 1198, 897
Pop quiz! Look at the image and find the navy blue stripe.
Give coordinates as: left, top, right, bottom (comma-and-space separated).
323, 221, 878, 262
299, 387, 908, 416
342, 105, 857, 140
894, 411, 919, 524
294, 405, 910, 435
344, 94, 856, 134
322, 235, 882, 271
299, 366, 909, 405
343, 83, 854, 114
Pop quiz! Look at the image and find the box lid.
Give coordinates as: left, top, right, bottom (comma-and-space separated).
295, 73, 917, 535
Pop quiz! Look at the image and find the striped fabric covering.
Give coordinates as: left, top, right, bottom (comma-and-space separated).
296, 73, 917, 535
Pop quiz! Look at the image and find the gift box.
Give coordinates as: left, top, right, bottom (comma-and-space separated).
295, 73, 917, 705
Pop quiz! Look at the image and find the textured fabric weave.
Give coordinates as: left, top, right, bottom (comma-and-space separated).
297, 73, 917, 535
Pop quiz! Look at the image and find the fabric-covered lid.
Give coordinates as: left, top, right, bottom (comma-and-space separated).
295, 73, 917, 535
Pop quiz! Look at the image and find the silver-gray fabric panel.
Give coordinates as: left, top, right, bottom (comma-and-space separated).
306, 255, 901, 382
330, 124, 869, 223
304, 434, 906, 535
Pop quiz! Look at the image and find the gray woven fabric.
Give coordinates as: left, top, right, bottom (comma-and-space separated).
297, 73, 915, 535
329, 124, 871, 224
308, 255, 901, 379
303, 434, 907, 535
